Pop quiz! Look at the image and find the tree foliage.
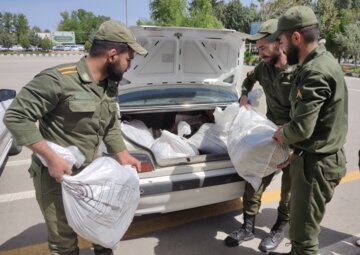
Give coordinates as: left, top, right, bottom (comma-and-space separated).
150, 0, 187, 26
58, 9, 110, 44
186, 0, 223, 28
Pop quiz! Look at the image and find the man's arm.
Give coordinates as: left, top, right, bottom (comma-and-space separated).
239, 65, 260, 107
29, 140, 72, 182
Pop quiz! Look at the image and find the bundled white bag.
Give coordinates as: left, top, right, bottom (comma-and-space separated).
228, 107, 289, 190
187, 123, 228, 154
151, 130, 199, 160
121, 120, 154, 149
62, 157, 140, 248
36, 141, 85, 169
213, 103, 240, 131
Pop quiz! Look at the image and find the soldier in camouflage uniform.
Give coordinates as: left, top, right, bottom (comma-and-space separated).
4, 20, 147, 255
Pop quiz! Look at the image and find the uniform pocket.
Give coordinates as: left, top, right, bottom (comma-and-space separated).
319, 149, 346, 181
69, 99, 96, 112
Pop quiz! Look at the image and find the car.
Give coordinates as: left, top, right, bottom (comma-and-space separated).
9, 45, 24, 51
0, 89, 22, 168
118, 26, 248, 215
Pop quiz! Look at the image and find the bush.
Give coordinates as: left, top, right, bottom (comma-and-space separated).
244, 51, 259, 65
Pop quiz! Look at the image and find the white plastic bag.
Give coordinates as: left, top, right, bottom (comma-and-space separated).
248, 88, 264, 108
121, 120, 155, 149
213, 103, 240, 131
187, 123, 228, 154
228, 107, 289, 190
177, 121, 191, 137
62, 157, 140, 248
151, 130, 199, 160
36, 141, 85, 169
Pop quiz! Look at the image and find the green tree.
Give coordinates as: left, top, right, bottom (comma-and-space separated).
18, 33, 30, 49
150, 0, 187, 26
0, 31, 16, 48
0, 12, 15, 33
28, 30, 41, 47
13, 14, 29, 42
40, 37, 52, 51
219, 0, 259, 33
58, 9, 110, 44
187, 0, 223, 28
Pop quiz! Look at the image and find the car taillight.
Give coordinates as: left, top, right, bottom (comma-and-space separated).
130, 152, 154, 172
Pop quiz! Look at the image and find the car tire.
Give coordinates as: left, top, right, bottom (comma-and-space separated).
8, 139, 22, 155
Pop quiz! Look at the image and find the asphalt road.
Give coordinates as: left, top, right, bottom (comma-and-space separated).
0, 55, 359, 255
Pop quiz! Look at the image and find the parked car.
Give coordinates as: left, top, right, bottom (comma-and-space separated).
9, 45, 24, 51
0, 89, 22, 167
118, 26, 248, 215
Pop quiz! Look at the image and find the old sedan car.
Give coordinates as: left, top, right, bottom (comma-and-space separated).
117, 26, 248, 215
0, 89, 22, 168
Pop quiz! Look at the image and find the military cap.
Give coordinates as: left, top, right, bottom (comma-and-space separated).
268, 6, 318, 42
247, 19, 278, 42
94, 20, 147, 56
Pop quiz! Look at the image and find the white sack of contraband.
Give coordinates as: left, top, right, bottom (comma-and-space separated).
187, 123, 228, 154
121, 120, 155, 149
36, 141, 85, 169
151, 130, 199, 160
228, 107, 289, 190
62, 157, 140, 248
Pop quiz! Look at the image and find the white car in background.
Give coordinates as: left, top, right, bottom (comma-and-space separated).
0, 89, 22, 168
118, 26, 248, 215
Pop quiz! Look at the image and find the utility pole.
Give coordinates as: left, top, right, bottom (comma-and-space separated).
125, 0, 128, 26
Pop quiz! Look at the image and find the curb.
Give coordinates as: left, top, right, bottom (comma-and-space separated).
0, 53, 85, 57
345, 72, 360, 78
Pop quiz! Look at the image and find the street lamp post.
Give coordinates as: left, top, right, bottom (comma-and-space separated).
125, 0, 128, 26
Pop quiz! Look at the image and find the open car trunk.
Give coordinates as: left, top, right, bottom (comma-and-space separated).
118, 26, 248, 167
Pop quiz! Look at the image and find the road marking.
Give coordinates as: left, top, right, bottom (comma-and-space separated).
0, 190, 35, 203
5, 159, 31, 167
0, 170, 359, 255
319, 234, 360, 255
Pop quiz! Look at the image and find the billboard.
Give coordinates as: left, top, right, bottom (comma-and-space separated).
250, 22, 262, 35
51, 31, 75, 44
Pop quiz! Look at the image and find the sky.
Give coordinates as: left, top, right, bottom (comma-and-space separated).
1, 0, 253, 31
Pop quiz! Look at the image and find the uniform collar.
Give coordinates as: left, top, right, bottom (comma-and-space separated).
77, 56, 94, 83
302, 44, 326, 66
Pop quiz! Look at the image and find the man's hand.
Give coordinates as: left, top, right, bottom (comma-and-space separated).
273, 126, 285, 144
277, 150, 293, 169
239, 95, 251, 109
47, 156, 72, 183
28, 140, 72, 183
114, 150, 142, 172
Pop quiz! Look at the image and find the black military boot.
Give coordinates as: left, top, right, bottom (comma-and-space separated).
258, 217, 288, 253
224, 213, 255, 247
94, 247, 113, 255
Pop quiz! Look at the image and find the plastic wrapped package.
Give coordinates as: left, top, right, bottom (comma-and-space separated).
151, 130, 199, 160
177, 121, 191, 137
121, 120, 155, 149
187, 123, 228, 154
62, 157, 140, 248
213, 103, 240, 131
228, 107, 289, 190
36, 141, 85, 169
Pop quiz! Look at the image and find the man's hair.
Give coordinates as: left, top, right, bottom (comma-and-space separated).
287, 24, 319, 43
89, 40, 129, 57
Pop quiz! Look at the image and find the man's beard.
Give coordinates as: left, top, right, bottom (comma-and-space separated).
286, 41, 299, 65
107, 61, 124, 82
265, 53, 279, 66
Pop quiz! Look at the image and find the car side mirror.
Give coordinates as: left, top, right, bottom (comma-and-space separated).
0, 89, 16, 102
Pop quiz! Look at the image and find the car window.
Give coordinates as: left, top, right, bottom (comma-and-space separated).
118, 87, 238, 107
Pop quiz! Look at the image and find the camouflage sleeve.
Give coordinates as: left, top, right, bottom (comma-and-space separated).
3, 72, 61, 146
282, 70, 331, 144
240, 63, 261, 97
